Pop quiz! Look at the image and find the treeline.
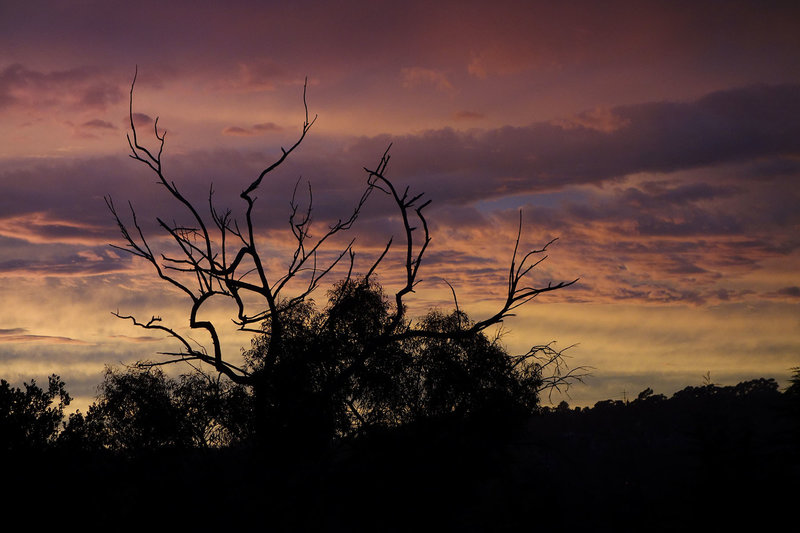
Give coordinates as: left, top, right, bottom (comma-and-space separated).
1, 367, 252, 452
515, 374, 799, 530
3, 366, 798, 452
2, 369, 797, 530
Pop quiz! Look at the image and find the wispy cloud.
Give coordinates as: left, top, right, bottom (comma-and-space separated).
0, 327, 91, 345
0, 212, 113, 245
107, 334, 162, 343
222, 122, 284, 136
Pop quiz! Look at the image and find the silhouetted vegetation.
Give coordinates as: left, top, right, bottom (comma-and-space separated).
240, 278, 561, 452
104, 71, 581, 450
3, 372, 797, 529
57, 366, 253, 452
1, 374, 70, 450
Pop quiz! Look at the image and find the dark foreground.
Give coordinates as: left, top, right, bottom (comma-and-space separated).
7, 380, 798, 531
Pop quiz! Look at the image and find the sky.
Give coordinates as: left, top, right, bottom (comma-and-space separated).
1, 0, 799, 412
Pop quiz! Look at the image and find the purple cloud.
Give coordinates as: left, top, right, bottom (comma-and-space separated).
0, 63, 123, 112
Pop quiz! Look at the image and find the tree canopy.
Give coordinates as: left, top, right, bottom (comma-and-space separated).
0, 374, 70, 450
240, 277, 567, 447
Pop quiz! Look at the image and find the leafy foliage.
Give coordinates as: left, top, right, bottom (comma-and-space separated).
0, 374, 70, 450
60, 366, 253, 451
242, 278, 555, 446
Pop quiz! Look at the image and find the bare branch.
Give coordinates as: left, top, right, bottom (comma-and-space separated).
515, 342, 593, 403
109, 70, 381, 383
109, 70, 581, 436
363, 145, 431, 329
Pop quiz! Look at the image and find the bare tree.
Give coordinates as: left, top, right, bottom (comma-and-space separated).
107, 69, 583, 443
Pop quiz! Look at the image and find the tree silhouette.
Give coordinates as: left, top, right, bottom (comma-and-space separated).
106, 69, 581, 447
239, 277, 579, 446
0, 375, 70, 450
58, 365, 252, 451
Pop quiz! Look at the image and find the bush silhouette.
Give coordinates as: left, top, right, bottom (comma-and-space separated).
59, 366, 253, 451
239, 278, 552, 448
0, 374, 70, 450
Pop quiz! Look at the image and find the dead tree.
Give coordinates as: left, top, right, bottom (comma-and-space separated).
107, 69, 582, 443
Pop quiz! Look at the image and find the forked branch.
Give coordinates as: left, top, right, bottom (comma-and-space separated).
362, 154, 577, 342
108, 69, 374, 382
108, 69, 579, 402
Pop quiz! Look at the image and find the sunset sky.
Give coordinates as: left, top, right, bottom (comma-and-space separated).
1, 0, 799, 411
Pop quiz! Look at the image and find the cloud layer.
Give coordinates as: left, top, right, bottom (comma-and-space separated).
1, 0, 799, 407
